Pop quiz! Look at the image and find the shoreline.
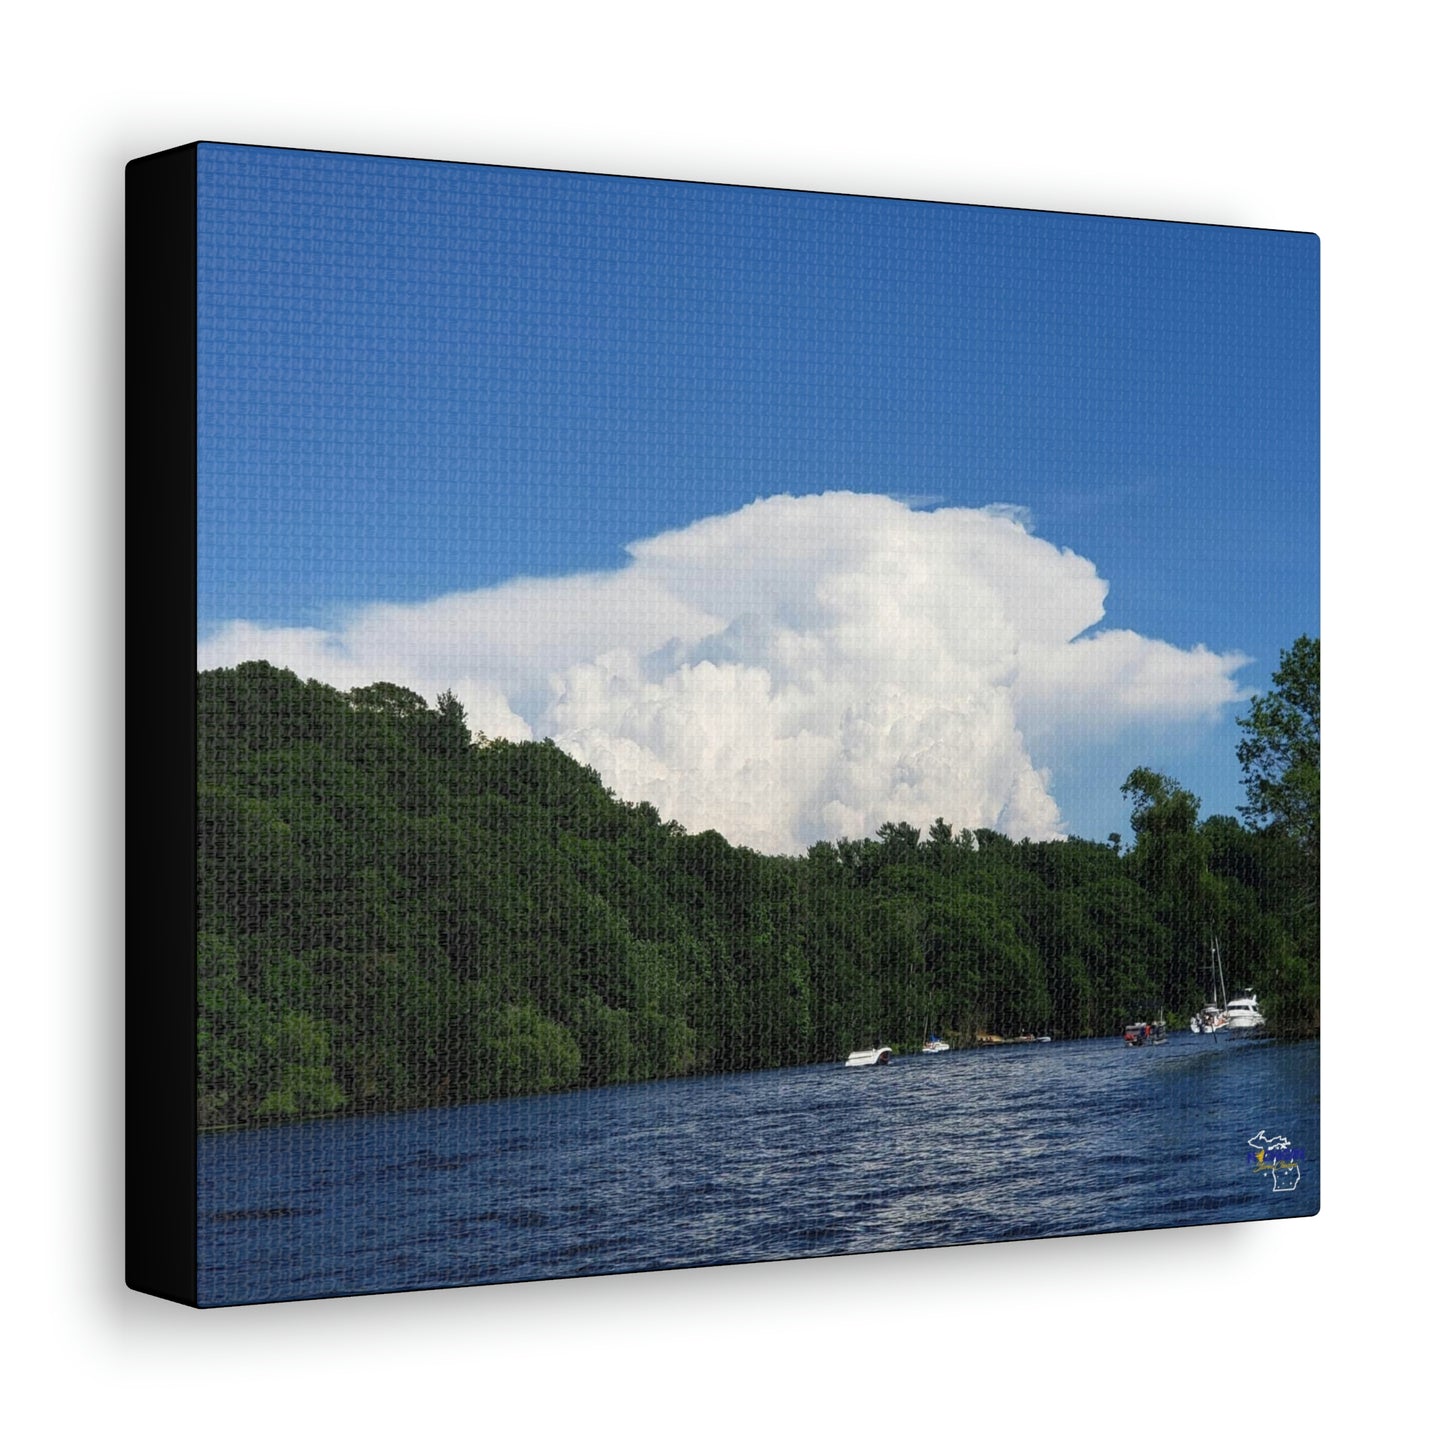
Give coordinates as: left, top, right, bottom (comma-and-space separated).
198, 1027, 1316, 1135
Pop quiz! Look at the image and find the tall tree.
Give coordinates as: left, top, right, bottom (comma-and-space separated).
1235, 637, 1320, 1033
876, 820, 922, 862
1121, 768, 1202, 867
1120, 768, 1211, 1003
1236, 636, 1320, 861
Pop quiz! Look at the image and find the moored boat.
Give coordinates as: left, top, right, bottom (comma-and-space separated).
1190, 935, 1265, 1033
1190, 1004, 1228, 1034
921, 1035, 950, 1054
1223, 992, 1266, 1031
845, 1046, 893, 1067
1191, 935, 1229, 1034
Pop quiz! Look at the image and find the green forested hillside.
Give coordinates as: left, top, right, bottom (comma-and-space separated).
196, 650, 1319, 1127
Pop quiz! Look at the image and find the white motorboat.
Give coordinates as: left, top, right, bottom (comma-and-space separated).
845, 1046, 893, 1067
1224, 992, 1266, 1031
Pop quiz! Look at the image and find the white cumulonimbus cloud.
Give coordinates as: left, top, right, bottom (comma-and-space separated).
198, 492, 1248, 853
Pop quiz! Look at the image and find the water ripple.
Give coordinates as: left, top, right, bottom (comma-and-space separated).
199, 1036, 1318, 1305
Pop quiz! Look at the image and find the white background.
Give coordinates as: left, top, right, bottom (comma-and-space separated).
2, 2, 1427, 1439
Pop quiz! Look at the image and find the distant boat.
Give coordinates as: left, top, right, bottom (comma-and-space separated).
1190, 936, 1265, 1034
1124, 1018, 1167, 1046
921, 1035, 950, 1054
845, 1046, 893, 1067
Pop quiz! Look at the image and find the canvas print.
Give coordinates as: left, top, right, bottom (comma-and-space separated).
156, 143, 1318, 1304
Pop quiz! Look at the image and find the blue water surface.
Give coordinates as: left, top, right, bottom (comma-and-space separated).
198, 1034, 1318, 1305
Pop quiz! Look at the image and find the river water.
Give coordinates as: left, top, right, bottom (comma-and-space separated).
198, 1033, 1318, 1305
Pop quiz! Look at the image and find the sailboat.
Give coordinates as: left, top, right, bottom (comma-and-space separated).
921, 1033, 950, 1054
1191, 935, 1266, 1034
1190, 936, 1229, 1034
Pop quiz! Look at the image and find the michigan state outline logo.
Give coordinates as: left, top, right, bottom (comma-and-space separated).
1247, 1130, 1303, 1192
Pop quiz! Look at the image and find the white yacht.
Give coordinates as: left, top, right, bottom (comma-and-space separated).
921, 1035, 950, 1054
1223, 992, 1266, 1031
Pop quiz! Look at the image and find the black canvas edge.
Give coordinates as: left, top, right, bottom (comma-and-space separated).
126, 142, 200, 1306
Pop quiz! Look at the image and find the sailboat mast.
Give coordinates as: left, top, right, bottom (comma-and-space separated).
1211, 934, 1226, 1042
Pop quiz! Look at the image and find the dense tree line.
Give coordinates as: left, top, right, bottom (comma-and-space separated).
196, 641, 1319, 1127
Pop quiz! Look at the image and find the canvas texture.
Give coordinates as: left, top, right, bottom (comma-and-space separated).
190, 144, 1319, 1306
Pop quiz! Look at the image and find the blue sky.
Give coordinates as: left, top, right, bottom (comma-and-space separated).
197, 143, 1318, 848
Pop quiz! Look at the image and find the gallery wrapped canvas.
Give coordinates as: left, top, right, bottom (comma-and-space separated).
127, 143, 1318, 1307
